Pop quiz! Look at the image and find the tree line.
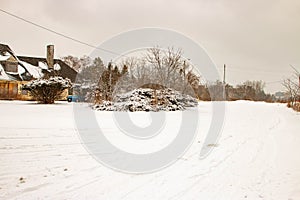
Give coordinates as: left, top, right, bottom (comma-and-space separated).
62, 47, 277, 103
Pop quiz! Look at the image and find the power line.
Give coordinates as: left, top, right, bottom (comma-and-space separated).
217, 65, 292, 74
0, 8, 125, 58
220, 67, 291, 75
290, 64, 300, 74
218, 65, 291, 72
265, 80, 283, 84
1, 7, 297, 78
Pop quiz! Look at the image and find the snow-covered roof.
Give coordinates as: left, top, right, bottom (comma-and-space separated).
54, 63, 61, 71
38, 61, 48, 70
1, 44, 77, 82
2, 63, 28, 81
0, 64, 10, 80
18, 64, 26, 75
0, 54, 10, 61
0, 44, 19, 62
5, 65, 26, 76
20, 61, 43, 79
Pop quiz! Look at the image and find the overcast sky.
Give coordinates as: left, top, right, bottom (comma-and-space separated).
1, 0, 299, 92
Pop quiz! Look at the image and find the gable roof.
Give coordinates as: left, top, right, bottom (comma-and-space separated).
0, 44, 13, 54
18, 56, 77, 82
0, 44, 18, 61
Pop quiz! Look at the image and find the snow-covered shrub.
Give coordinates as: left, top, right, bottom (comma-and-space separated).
23, 76, 71, 104
93, 88, 198, 112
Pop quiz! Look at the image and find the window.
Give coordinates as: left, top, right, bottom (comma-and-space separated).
5, 62, 18, 73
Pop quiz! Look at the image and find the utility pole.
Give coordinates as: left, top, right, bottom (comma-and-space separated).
223, 64, 226, 100
223, 64, 226, 84
290, 64, 300, 88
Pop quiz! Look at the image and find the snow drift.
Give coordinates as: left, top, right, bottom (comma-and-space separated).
1, 101, 300, 200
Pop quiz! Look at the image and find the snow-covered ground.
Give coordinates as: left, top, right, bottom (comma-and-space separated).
0, 100, 300, 200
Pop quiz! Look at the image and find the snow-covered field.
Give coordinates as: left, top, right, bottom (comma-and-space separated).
0, 100, 300, 200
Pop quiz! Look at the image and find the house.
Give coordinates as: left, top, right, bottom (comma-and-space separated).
0, 44, 31, 81
0, 44, 77, 100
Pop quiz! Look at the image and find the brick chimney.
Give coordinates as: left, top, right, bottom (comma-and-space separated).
46, 45, 54, 69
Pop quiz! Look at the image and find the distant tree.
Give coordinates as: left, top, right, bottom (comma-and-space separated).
112, 48, 201, 99
283, 78, 299, 107
207, 80, 224, 101
23, 76, 71, 104
61, 55, 91, 72
205, 80, 270, 102
72, 57, 106, 102
121, 64, 128, 75
78, 57, 105, 84
98, 62, 122, 100
197, 84, 211, 101
145, 47, 183, 88
234, 80, 267, 101
243, 80, 266, 101
235, 84, 256, 100
61, 55, 80, 71
79, 55, 92, 70
113, 63, 136, 96
184, 70, 200, 97
225, 84, 237, 101
115, 55, 157, 95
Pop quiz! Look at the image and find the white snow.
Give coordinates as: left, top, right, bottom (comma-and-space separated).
6, 65, 30, 80
0, 101, 300, 199
0, 54, 11, 61
0, 61, 43, 80
20, 61, 43, 79
38, 62, 48, 70
94, 88, 198, 112
53, 63, 61, 71
17, 65, 26, 75
23, 76, 71, 89
0, 64, 10, 80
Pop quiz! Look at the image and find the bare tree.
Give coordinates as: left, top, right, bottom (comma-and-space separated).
242, 80, 266, 101
179, 60, 200, 96
113, 47, 201, 99
61, 55, 91, 72
119, 57, 136, 76
186, 70, 200, 96
145, 47, 165, 84
114, 57, 151, 94
163, 47, 183, 87
145, 47, 183, 87
207, 80, 224, 101
283, 78, 299, 107
283, 65, 300, 110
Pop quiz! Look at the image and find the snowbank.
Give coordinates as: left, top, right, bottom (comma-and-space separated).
94, 88, 198, 111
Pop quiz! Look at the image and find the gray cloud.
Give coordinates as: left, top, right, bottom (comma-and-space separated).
0, 0, 299, 92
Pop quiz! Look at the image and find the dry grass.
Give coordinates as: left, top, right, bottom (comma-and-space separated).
292, 102, 300, 112
207, 144, 219, 147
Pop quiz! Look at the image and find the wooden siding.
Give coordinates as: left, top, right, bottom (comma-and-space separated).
0, 80, 69, 101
